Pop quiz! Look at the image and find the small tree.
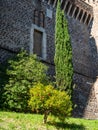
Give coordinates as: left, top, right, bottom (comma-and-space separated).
54, 0, 73, 94
3, 50, 48, 112
28, 83, 72, 123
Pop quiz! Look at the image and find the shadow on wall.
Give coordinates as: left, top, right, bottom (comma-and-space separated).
0, 61, 9, 109
73, 18, 98, 119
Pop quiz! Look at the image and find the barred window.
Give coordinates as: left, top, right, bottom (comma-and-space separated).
34, 10, 45, 28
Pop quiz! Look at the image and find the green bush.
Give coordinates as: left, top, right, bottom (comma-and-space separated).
28, 83, 73, 123
3, 51, 48, 112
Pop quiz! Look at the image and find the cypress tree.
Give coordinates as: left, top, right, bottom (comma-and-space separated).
54, 0, 73, 95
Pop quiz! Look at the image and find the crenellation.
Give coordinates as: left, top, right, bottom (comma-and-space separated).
47, 0, 93, 26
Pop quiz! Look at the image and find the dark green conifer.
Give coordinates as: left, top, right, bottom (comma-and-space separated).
54, 0, 73, 94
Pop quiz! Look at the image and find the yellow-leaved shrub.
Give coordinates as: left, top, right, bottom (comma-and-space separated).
28, 83, 73, 123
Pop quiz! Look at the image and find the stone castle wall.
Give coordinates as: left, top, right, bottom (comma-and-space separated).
0, 0, 98, 119
67, 11, 98, 119
0, 0, 55, 64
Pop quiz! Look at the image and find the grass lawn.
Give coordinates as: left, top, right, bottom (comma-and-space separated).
0, 111, 98, 130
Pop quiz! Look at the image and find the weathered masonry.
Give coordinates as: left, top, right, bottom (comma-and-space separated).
0, 0, 98, 119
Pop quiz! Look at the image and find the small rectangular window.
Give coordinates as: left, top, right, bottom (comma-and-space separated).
30, 24, 47, 60
33, 29, 43, 57
34, 10, 45, 28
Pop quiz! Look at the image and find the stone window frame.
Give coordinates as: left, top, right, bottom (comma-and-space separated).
30, 24, 47, 60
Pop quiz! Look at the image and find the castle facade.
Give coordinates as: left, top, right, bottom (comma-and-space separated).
0, 0, 98, 119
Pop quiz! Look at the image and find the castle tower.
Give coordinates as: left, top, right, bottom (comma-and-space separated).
83, 0, 98, 119
90, 0, 98, 66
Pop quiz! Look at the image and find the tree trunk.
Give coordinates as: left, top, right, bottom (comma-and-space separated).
43, 110, 50, 124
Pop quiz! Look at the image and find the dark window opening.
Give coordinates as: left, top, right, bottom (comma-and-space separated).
34, 10, 45, 28
33, 29, 43, 57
